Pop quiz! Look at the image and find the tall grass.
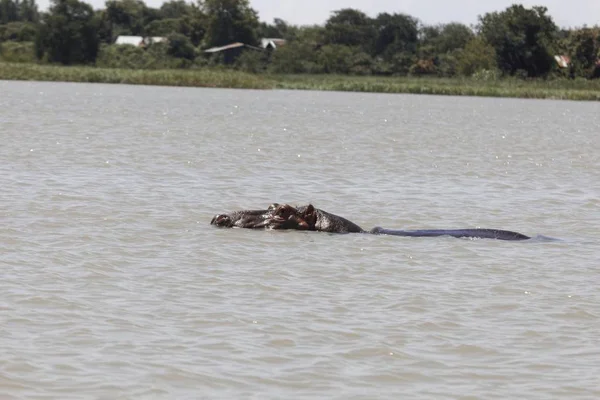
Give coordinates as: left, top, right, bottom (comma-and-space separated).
0, 62, 271, 89
1, 62, 599, 101
0, 42, 36, 63
267, 74, 600, 101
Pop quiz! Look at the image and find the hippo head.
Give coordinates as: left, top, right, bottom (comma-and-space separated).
210, 209, 271, 229
295, 204, 318, 228
210, 203, 311, 230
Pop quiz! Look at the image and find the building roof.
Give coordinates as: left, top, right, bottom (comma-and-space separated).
115, 36, 144, 46
554, 55, 570, 69
260, 38, 286, 49
142, 37, 167, 46
204, 42, 245, 53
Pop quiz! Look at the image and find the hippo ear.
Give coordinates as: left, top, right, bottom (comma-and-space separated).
305, 204, 315, 214
268, 203, 279, 211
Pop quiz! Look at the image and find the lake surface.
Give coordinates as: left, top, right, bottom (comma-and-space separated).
1, 80, 599, 399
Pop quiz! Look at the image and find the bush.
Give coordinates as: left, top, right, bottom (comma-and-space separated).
234, 49, 267, 73
0, 22, 38, 42
144, 18, 180, 36
371, 57, 392, 75
566, 28, 600, 79
456, 37, 497, 76
96, 42, 192, 69
316, 44, 353, 74
0, 41, 36, 62
388, 52, 415, 75
471, 68, 500, 81
166, 32, 196, 60
96, 43, 150, 69
409, 59, 436, 76
348, 50, 373, 75
268, 41, 319, 74
35, 0, 100, 65
435, 51, 459, 77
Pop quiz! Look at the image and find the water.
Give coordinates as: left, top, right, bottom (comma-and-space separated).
1, 80, 599, 399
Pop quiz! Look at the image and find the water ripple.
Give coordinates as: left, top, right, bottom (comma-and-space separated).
1, 81, 599, 399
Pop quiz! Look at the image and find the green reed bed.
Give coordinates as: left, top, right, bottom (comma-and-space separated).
2, 62, 599, 101
0, 62, 271, 89
269, 74, 600, 101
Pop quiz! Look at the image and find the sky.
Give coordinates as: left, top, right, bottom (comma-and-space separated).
37, 0, 600, 29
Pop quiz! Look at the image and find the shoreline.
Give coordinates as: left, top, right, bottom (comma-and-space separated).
2, 62, 599, 101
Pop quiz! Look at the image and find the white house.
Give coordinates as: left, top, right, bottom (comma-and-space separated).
115, 36, 167, 47
115, 36, 144, 47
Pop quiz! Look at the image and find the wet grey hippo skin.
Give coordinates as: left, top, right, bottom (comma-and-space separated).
210, 203, 531, 241
209, 204, 310, 230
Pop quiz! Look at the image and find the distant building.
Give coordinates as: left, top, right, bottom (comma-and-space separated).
204, 42, 247, 53
260, 38, 286, 50
554, 55, 570, 69
115, 36, 167, 48
144, 37, 167, 46
204, 42, 263, 64
203, 38, 286, 63
115, 36, 144, 47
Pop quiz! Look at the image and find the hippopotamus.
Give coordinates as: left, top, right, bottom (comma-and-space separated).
211, 203, 531, 241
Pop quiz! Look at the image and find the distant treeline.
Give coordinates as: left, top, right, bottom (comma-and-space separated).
1, 0, 599, 79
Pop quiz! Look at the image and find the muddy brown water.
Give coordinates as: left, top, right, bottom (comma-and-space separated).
2, 80, 599, 399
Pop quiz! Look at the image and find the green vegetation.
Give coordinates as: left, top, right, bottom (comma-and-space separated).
2, 61, 599, 101
0, 40, 35, 62
1, 0, 600, 99
35, 0, 99, 65
0, 62, 271, 88
270, 74, 600, 101
203, 0, 258, 48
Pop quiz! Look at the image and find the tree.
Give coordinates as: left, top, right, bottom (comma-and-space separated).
0, 0, 38, 23
418, 24, 441, 58
323, 8, 375, 50
166, 32, 195, 59
435, 23, 474, 54
0, 0, 18, 23
257, 18, 297, 41
19, 0, 38, 22
0, 21, 37, 41
478, 4, 558, 77
144, 17, 181, 36
316, 44, 353, 73
159, 0, 192, 19
456, 37, 497, 76
294, 24, 326, 45
0, 40, 36, 62
104, 0, 158, 37
234, 48, 267, 73
418, 23, 473, 75
373, 12, 419, 59
35, 0, 99, 64
94, 9, 114, 44
566, 28, 600, 78
105, 0, 143, 36
200, 0, 259, 47
268, 39, 319, 73
176, 5, 207, 46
